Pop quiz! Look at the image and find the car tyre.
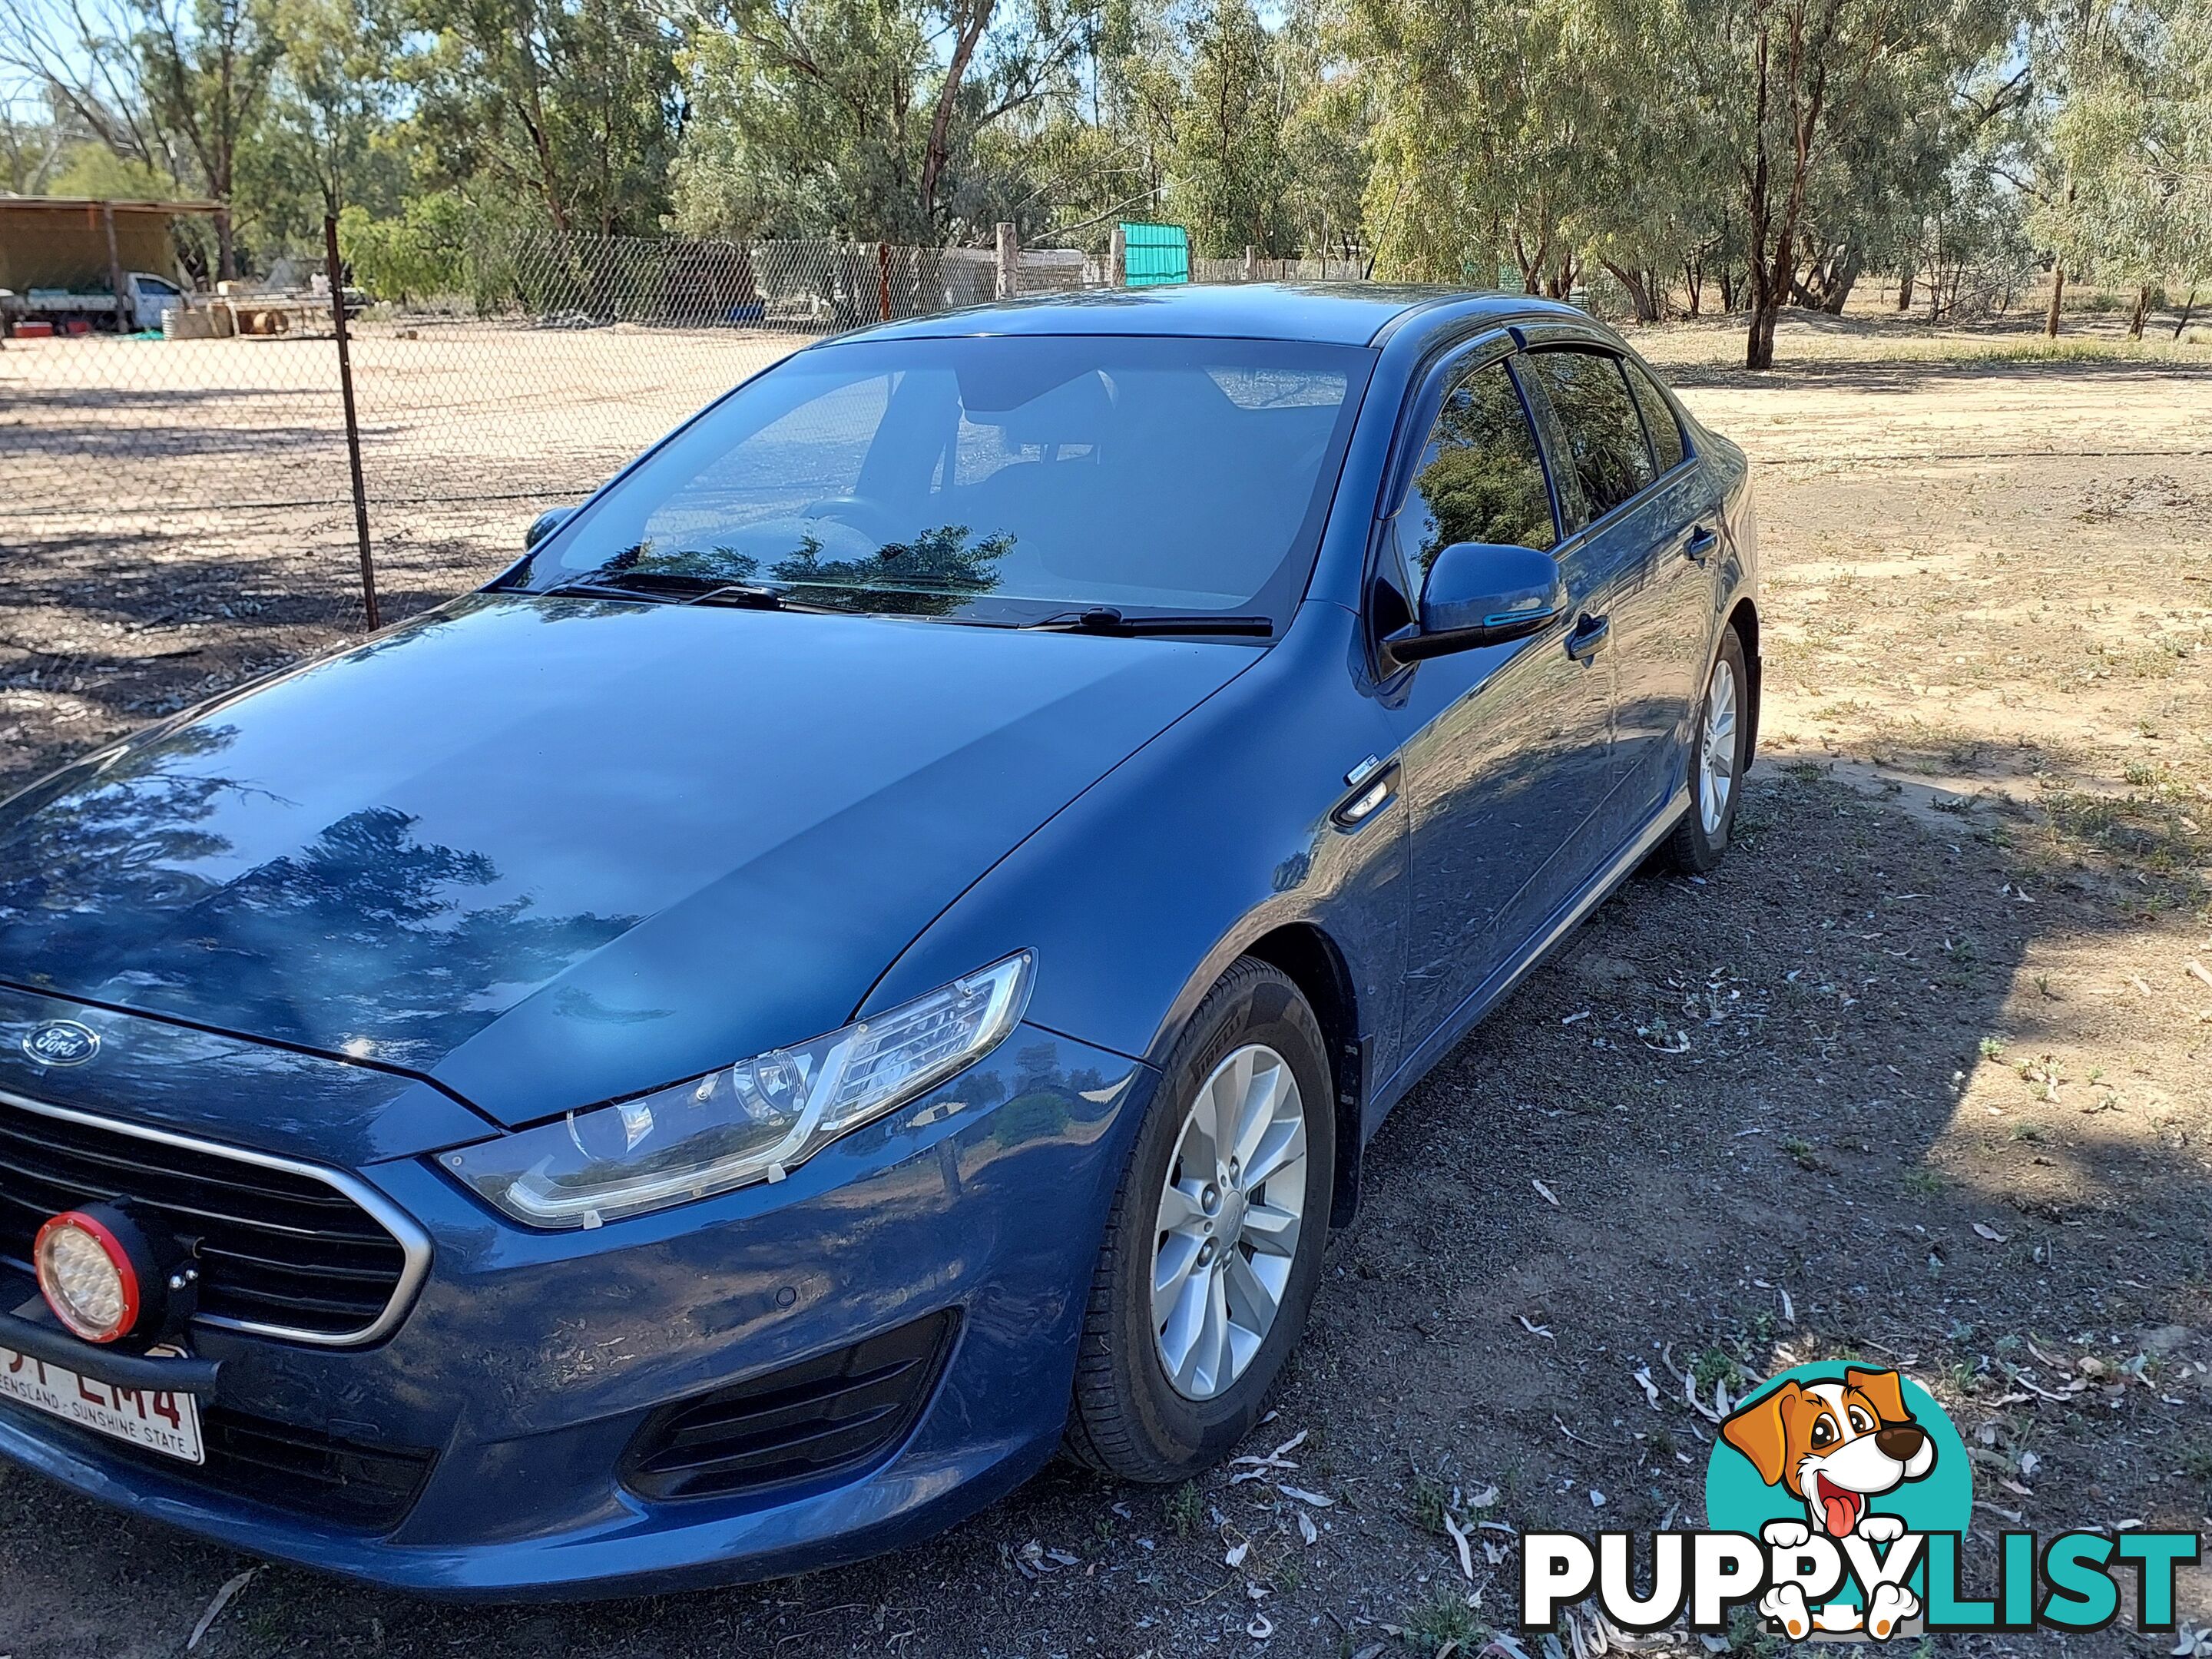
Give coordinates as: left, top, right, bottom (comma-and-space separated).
1064, 958, 1334, 1482
1664, 626, 1751, 874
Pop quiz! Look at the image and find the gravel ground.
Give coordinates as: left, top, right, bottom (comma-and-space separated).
2, 306, 2209, 1659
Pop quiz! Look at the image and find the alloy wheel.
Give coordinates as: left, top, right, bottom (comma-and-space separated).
1150, 1043, 1309, 1400
1697, 657, 1739, 836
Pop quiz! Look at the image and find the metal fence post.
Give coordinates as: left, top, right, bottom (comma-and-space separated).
995, 223, 1018, 300
1111, 225, 1128, 289
323, 214, 381, 629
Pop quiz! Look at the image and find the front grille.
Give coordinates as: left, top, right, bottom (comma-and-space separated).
623, 1311, 959, 1502
0, 1392, 432, 1532
0, 1093, 419, 1343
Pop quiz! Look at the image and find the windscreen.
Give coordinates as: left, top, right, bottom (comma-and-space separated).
518, 333, 1374, 628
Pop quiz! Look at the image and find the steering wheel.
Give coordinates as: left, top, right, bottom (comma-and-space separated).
798, 496, 906, 548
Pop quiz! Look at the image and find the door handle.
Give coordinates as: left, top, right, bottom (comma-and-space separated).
1565, 613, 1610, 664
1684, 526, 1719, 565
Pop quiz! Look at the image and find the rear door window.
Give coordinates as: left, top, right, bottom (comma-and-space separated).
1523, 349, 1657, 522
1623, 359, 1687, 474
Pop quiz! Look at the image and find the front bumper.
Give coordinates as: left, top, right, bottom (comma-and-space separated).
0, 1023, 1154, 1598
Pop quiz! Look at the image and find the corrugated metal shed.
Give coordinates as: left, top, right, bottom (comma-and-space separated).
0, 197, 220, 293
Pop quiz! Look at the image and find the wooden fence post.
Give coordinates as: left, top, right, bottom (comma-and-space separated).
1111, 224, 1128, 288
1243, 245, 1259, 283
101, 203, 131, 333
995, 222, 1018, 300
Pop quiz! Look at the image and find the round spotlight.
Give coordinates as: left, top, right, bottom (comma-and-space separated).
35, 1208, 141, 1343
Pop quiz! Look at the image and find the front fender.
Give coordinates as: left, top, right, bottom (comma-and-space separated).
859, 603, 1408, 1086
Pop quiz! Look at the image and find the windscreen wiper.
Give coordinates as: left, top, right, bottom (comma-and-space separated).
541, 571, 838, 613
1022, 607, 1274, 638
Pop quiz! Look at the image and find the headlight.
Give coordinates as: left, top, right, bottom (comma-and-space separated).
445, 952, 1033, 1229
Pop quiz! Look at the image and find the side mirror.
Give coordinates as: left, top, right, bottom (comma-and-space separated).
525, 506, 577, 551
1386, 541, 1566, 664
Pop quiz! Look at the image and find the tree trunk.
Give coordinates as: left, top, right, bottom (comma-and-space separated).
2174, 287, 2198, 338
1683, 253, 1704, 318
1602, 260, 1660, 323
1739, 23, 1818, 371
2045, 263, 2065, 338
1821, 244, 1861, 314
1896, 265, 1915, 310
2127, 283, 2151, 339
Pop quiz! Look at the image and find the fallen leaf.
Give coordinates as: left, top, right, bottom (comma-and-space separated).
187, 1569, 259, 1652
1972, 1222, 2010, 1243
1297, 1509, 1318, 1545
1442, 1512, 1475, 1581
1532, 1178, 1559, 1207
1277, 1484, 1334, 1508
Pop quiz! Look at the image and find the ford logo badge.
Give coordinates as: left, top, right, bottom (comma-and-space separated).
22, 1021, 100, 1068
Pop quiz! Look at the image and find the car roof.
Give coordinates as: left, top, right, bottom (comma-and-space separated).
842, 283, 1591, 349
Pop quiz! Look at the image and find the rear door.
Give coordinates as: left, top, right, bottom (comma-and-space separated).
1516, 342, 1709, 843
1617, 356, 1721, 826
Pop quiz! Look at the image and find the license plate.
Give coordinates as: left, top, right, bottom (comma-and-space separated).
0, 1343, 204, 1464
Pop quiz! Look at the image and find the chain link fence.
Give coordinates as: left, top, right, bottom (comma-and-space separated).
0, 229, 1400, 633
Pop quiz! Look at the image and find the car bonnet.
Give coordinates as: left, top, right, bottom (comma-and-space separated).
0, 594, 1257, 1126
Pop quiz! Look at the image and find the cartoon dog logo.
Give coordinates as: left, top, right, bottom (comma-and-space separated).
1720, 1367, 1938, 1639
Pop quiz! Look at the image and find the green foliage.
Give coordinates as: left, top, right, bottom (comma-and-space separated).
1165, 1478, 1203, 1534
47, 141, 176, 200
1401, 1588, 1487, 1655
337, 194, 481, 300
2034, 0, 2212, 298
402, 0, 685, 237
1166, 0, 1294, 254
670, 0, 1094, 243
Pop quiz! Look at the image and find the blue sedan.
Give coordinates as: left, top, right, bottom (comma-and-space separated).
0, 285, 1757, 1597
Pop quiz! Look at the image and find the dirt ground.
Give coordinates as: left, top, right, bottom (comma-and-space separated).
2, 303, 2210, 1658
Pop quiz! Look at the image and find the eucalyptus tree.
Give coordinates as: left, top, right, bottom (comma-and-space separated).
1166, 0, 1298, 254
670, 0, 1098, 242
250, 0, 409, 229
1353, 0, 1601, 288
402, 0, 686, 239
2032, 0, 2212, 334
1671, 0, 2022, 365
